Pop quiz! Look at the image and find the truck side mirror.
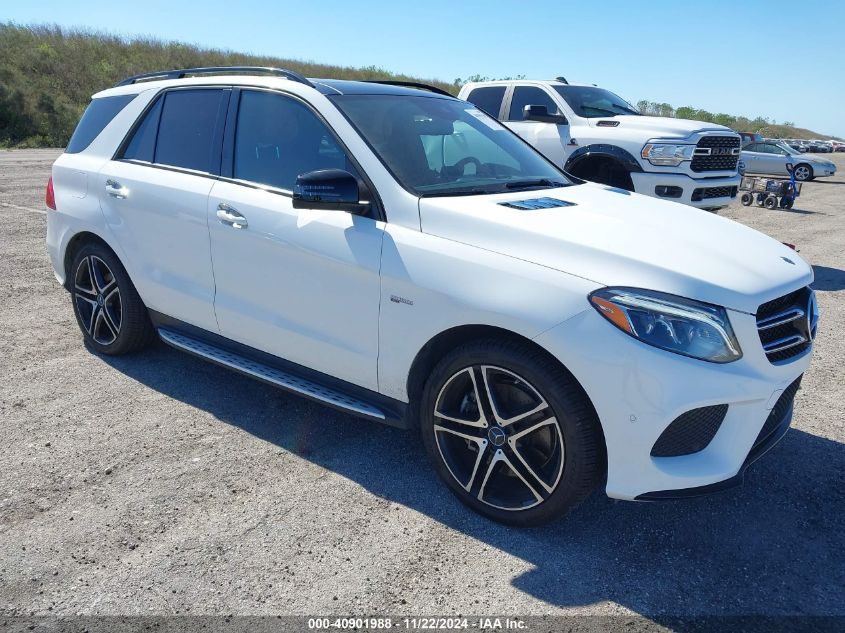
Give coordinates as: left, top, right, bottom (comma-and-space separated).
523, 105, 568, 125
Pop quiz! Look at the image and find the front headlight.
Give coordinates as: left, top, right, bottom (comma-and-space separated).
589, 288, 742, 363
641, 143, 696, 166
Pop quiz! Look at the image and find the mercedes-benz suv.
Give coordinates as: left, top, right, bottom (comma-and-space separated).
46, 67, 817, 526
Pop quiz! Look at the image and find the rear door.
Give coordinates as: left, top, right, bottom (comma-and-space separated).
99, 87, 229, 333
502, 85, 571, 167
207, 89, 383, 390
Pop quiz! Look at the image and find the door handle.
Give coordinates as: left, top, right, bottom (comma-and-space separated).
216, 203, 248, 229
105, 179, 128, 199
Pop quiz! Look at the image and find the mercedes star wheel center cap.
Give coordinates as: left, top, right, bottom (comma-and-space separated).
488, 426, 506, 447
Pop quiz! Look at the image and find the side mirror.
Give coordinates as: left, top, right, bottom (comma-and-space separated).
785, 163, 794, 173
292, 169, 369, 214
523, 104, 568, 125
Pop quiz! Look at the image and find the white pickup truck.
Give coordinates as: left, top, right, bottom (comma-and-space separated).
459, 79, 742, 210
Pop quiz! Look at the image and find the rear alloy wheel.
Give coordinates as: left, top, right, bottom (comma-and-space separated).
70, 244, 155, 355
793, 164, 813, 181
74, 255, 122, 346
421, 341, 603, 526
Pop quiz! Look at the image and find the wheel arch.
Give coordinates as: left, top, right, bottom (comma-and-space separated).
564, 144, 643, 175
62, 231, 120, 290
405, 324, 607, 463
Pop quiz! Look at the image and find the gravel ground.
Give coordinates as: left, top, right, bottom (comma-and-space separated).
0, 149, 843, 620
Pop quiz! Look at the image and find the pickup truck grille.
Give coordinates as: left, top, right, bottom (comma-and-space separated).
756, 286, 816, 363
691, 136, 741, 172
691, 185, 738, 201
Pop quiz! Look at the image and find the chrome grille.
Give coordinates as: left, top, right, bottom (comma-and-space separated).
691, 136, 741, 172
756, 287, 817, 363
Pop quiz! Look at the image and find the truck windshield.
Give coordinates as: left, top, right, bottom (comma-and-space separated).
553, 86, 640, 118
330, 94, 571, 197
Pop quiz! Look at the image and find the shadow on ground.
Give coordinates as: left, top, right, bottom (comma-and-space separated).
101, 344, 845, 619
813, 265, 845, 291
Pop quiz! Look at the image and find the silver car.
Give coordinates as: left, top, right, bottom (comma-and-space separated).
741, 141, 837, 181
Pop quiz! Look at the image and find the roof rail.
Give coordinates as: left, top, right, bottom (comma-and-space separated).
115, 66, 314, 88
363, 80, 454, 97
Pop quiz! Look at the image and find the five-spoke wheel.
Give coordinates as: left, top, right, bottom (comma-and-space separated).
433, 365, 564, 511
74, 255, 122, 345
421, 340, 603, 526
69, 243, 155, 355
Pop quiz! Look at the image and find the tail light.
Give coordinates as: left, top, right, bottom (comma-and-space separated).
45, 176, 56, 211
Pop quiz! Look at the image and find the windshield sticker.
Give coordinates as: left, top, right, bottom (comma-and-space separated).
465, 108, 502, 130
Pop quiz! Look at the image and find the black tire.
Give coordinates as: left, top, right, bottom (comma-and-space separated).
69, 243, 156, 355
419, 339, 604, 526
764, 195, 778, 209
740, 192, 753, 206
793, 164, 813, 182
780, 196, 794, 209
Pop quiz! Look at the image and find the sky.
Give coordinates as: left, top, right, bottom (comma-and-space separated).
4, 0, 844, 136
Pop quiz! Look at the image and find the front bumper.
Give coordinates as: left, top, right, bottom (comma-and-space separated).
534, 307, 811, 501
630, 171, 740, 209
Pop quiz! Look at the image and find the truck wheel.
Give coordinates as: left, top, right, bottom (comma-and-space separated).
764, 195, 778, 210
793, 164, 813, 181
740, 192, 753, 206
419, 339, 604, 527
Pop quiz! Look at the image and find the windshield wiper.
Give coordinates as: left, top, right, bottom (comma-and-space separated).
611, 103, 641, 115
420, 187, 503, 197
504, 179, 568, 191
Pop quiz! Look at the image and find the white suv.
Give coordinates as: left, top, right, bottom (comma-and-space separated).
459, 79, 742, 210
47, 67, 817, 526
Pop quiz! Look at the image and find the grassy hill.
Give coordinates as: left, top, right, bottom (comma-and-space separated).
0, 23, 838, 147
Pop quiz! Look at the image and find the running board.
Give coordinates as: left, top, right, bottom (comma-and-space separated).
157, 328, 387, 422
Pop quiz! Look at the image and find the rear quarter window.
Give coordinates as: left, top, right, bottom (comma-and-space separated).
65, 95, 136, 154
465, 86, 506, 118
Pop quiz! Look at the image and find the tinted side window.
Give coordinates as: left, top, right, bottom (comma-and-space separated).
66, 95, 136, 154
121, 96, 163, 162
745, 143, 759, 152
507, 87, 559, 121
465, 86, 506, 118
155, 89, 226, 172
233, 90, 357, 191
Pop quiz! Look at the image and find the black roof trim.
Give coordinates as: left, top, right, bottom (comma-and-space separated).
362, 80, 454, 97
116, 66, 314, 88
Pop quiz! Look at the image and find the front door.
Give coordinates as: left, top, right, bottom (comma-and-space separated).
502, 85, 572, 168
208, 89, 383, 391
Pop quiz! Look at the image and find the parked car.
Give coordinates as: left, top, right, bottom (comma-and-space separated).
805, 140, 831, 153
786, 141, 808, 152
741, 141, 836, 181
832, 141, 845, 152
459, 79, 741, 210
738, 131, 763, 144
47, 67, 817, 526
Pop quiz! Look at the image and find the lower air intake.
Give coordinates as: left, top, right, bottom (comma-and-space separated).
651, 404, 729, 457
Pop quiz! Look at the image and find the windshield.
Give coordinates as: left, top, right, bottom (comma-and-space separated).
330, 95, 571, 196
776, 142, 800, 156
553, 86, 640, 118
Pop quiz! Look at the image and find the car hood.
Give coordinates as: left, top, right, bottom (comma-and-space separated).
418, 183, 813, 314
803, 153, 835, 165
589, 115, 736, 140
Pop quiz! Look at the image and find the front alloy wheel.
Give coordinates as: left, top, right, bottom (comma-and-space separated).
433, 365, 564, 511
421, 340, 604, 526
793, 164, 812, 181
